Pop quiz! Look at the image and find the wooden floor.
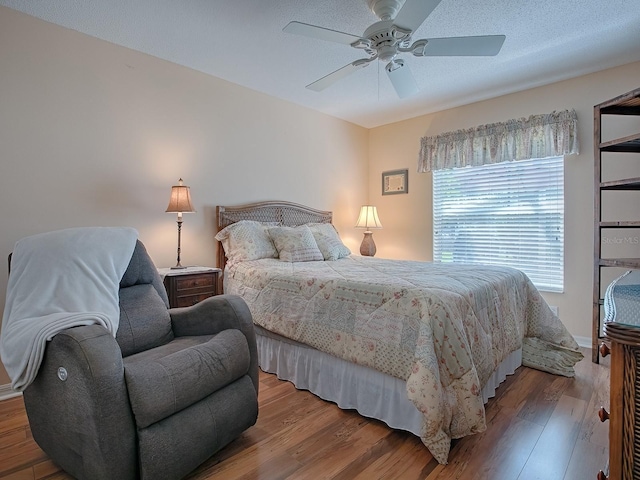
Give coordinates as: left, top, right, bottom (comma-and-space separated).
0, 347, 609, 480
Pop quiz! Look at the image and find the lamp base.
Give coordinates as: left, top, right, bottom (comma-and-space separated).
360, 231, 377, 257
172, 219, 186, 270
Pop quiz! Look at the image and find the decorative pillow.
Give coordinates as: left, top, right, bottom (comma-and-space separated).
214, 220, 278, 265
268, 225, 323, 262
307, 223, 351, 260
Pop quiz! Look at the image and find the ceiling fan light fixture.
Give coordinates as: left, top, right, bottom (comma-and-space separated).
378, 45, 398, 62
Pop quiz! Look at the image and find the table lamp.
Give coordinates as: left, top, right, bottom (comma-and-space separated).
355, 205, 382, 257
165, 178, 195, 269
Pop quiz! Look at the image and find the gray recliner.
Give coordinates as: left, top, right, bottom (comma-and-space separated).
22, 241, 258, 480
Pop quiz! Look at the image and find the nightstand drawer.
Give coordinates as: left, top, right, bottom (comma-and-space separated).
175, 274, 216, 290
162, 268, 220, 308
173, 292, 215, 308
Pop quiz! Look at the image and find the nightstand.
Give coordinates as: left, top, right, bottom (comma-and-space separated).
158, 267, 221, 308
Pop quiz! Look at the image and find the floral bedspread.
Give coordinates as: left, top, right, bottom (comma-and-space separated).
224, 256, 583, 463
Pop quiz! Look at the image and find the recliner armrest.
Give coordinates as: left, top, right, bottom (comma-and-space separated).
169, 294, 253, 336
170, 294, 258, 393
23, 324, 137, 480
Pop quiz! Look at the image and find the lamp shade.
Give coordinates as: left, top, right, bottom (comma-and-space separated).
355, 205, 383, 230
165, 178, 195, 213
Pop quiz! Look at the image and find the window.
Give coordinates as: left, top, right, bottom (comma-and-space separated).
432, 156, 564, 292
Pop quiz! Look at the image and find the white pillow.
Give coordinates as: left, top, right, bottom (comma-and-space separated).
215, 220, 278, 266
307, 223, 351, 260
268, 225, 323, 262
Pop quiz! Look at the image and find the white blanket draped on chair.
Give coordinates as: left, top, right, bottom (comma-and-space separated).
0, 227, 138, 391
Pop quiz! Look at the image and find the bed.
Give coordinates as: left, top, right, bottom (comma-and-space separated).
215, 201, 583, 464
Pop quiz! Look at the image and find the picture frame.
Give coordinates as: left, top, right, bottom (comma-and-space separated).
382, 169, 408, 195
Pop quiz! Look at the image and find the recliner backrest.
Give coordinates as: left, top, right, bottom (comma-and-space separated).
116, 241, 174, 357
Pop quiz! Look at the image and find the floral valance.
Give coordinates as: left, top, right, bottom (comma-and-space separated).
418, 109, 579, 172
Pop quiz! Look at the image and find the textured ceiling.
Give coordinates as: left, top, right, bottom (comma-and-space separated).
2, 0, 640, 128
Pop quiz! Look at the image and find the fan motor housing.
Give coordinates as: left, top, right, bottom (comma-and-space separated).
362, 20, 411, 61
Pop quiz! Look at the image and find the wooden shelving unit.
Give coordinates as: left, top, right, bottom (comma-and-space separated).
594, 86, 640, 480
593, 87, 640, 364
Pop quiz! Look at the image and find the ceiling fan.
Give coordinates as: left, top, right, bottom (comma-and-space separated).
283, 0, 506, 98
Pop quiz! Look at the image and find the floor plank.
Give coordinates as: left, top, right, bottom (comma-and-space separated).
564, 439, 608, 480
517, 394, 587, 479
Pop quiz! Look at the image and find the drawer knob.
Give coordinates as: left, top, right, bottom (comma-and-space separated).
598, 407, 609, 422
599, 342, 610, 358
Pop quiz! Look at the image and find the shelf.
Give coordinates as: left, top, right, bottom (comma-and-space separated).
601, 177, 640, 190
599, 87, 640, 114
599, 132, 640, 152
601, 106, 640, 115
600, 221, 640, 227
599, 258, 640, 268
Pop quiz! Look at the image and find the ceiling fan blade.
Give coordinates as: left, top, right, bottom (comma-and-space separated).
421, 35, 506, 56
283, 21, 362, 46
306, 60, 372, 92
393, 0, 442, 33
386, 60, 419, 99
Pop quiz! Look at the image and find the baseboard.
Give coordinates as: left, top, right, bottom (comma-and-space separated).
573, 335, 591, 349
0, 383, 21, 401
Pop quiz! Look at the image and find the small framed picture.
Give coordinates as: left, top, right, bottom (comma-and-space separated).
382, 169, 408, 195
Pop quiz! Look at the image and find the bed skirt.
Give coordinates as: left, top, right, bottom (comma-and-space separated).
255, 325, 522, 437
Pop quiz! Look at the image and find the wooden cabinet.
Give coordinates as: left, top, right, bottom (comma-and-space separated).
600, 322, 640, 479
162, 268, 221, 308
593, 87, 640, 363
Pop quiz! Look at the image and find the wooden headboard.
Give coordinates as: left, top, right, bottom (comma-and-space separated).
215, 201, 333, 269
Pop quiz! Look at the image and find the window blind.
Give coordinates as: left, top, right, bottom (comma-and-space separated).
433, 156, 564, 292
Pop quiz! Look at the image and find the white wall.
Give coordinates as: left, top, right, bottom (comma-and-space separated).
368, 61, 640, 342
0, 7, 369, 385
